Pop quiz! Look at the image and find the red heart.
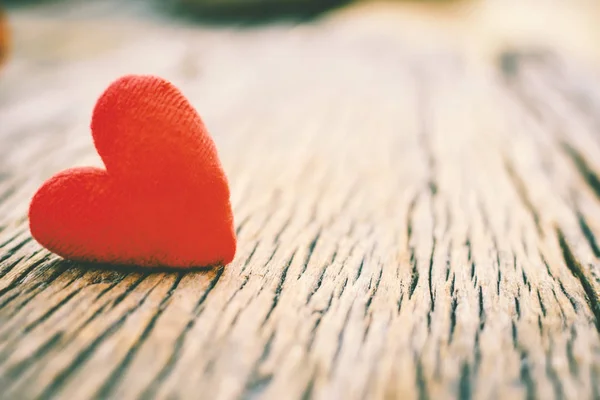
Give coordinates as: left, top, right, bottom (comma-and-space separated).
28, 75, 236, 268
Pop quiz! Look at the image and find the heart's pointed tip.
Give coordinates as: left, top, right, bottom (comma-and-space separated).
224, 237, 237, 265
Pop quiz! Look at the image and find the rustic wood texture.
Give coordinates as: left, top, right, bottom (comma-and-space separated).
1, 1, 600, 399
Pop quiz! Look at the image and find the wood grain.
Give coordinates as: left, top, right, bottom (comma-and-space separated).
1, 1, 600, 399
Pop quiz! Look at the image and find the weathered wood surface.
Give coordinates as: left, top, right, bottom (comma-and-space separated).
1, 1, 600, 399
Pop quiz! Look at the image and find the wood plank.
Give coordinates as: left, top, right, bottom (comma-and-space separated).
1, 1, 600, 399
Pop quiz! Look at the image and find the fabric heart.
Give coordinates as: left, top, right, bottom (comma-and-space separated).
29, 75, 236, 268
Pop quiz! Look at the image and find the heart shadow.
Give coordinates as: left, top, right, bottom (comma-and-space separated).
29, 258, 221, 291
49, 259, 223, 292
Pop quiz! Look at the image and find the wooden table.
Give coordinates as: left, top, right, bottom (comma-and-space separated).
1, 1, 600, 398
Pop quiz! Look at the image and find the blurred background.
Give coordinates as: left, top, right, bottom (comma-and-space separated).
1, 0, 599, 211
1, 0, 600, 73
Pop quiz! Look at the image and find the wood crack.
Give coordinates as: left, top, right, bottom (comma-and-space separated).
93, 273, 184, 399
556, 228, 600, 333
139, 267, 224, 399
37, 279, 163, 400
262, 251, 295, 327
